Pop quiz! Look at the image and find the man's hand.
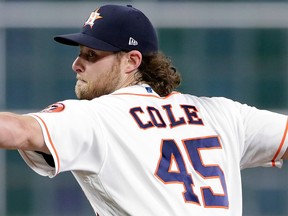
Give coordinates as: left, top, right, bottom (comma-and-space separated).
0, 113, 49, 154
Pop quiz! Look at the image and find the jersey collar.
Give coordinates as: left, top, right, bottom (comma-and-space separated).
111, 84, 159, 96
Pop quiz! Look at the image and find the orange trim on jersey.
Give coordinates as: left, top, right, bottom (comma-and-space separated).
31, 114, 60, 174
271, 118, 288, 167
111, 91, 180, 99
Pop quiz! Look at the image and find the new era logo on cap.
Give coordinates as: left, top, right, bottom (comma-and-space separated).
128, 37, 138, 46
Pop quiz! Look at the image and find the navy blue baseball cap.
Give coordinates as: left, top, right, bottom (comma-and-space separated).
54, 4, 158, 55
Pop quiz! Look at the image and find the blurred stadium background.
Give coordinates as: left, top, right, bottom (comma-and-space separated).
1, 0, 288, 215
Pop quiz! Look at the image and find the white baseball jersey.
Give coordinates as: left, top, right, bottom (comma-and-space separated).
19, 84, 288, 216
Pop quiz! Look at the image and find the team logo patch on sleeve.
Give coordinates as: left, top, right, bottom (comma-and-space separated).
41, 103, 65, 113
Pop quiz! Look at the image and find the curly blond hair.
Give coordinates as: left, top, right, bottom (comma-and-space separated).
136, 52, 181, 97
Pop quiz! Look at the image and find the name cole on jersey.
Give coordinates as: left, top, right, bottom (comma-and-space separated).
129, 103, 204, 129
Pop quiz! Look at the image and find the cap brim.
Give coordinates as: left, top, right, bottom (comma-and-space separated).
54, 33, 121, 52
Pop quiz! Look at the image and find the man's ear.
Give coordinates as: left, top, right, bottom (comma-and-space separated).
124, 50, 142, 73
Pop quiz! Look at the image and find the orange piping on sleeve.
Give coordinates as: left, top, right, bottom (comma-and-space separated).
271, 118, 288, 167
31, 114, 60, 174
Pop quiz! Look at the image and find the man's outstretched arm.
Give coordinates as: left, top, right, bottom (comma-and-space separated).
0, 112, 49, 154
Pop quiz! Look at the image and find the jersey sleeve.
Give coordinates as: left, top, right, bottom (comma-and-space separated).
196, 96, 288, 170
18, 100, 106, 178
236, 102, 288, 169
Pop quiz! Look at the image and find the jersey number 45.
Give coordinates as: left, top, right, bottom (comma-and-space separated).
155, 136, 229, 208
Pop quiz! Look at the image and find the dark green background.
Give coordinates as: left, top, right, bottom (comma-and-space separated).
3, 1, 288, 215
5, 26, 288, 216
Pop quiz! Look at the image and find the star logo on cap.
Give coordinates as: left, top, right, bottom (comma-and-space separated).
84, 8, 102, 28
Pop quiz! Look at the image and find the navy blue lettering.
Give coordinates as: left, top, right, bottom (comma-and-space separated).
147, 106, 167, 128
162, 104, 186, 128
130, 107, 153, 129
130, 104, 204, 129
180, 105, 203, 125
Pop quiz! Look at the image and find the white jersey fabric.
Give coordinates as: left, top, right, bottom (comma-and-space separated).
19, 84, 288, 216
